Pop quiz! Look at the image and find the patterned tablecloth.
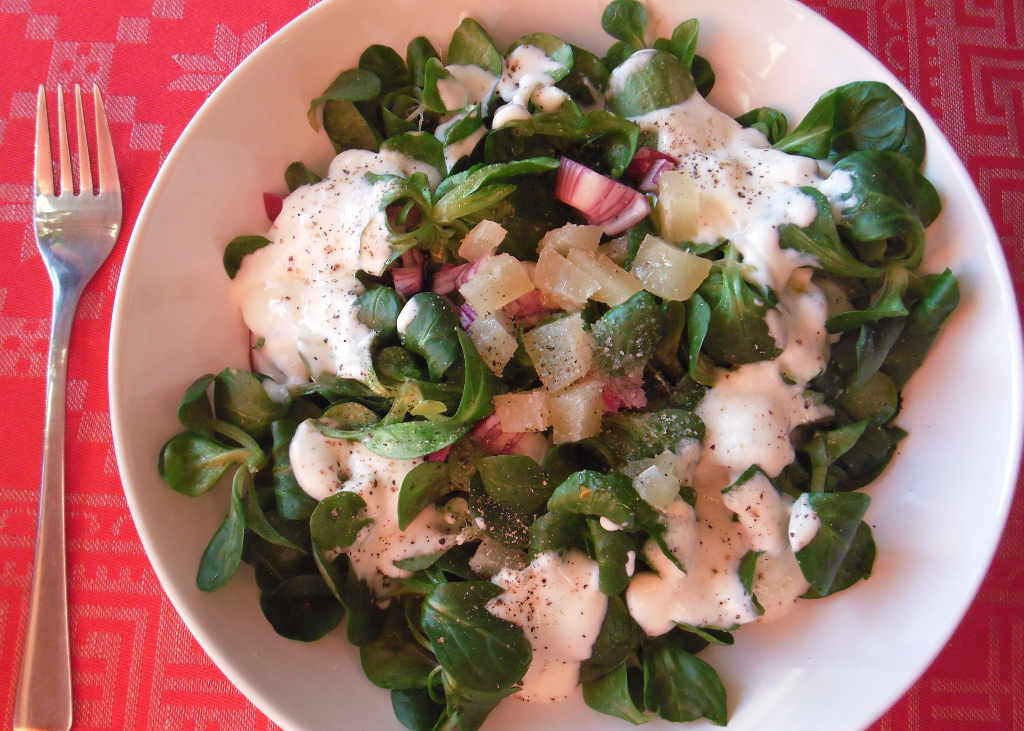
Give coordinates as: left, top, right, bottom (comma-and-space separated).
0, 0, 1022, 729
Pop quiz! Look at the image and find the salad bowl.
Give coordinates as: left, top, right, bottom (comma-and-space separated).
108, 0, 1023, 729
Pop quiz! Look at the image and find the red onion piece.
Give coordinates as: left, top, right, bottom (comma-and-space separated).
555, 157, 652, 236
503, 289, 551, 320
433, 263, 470, 295
387, 202, 423, 233
426, 445, 453, 462
624, 146, 678, 183
604, 369, 647, 411
599, 194, 653, 236
471, 413, 525, 456
263, 193, 284, 222
455, 257, 487, 289
393, 266, 423, 298
639, 158, 676, 193
401, 248, 425, 268
458, 303, 477, 331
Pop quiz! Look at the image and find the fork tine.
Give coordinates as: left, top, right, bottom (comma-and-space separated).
35, 86, 53, 196
56, 84, 73, 196
75, 84, 93, 196
93, 85, 119, 195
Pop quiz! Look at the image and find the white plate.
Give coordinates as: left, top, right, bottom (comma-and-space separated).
108, 0, 1024, 729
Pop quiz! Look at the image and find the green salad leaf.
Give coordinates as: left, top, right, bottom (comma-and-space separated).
606, 50, 695, 117
643, 635, 728, 725
591, 290, 664, 376
421, 582, 532, 693
447, 18, 503, 76
602, 0, 648, 51
795, 491, 872, 596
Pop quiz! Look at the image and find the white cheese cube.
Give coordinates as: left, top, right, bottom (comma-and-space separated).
658, 170, 699, 243
523, 313, 593, 392
632, 234, 713, 301
470, 313, 519, 376
549, 377, 606, 443
534, 248, 600, 310
493, 389, 551, 433
566, 249, 643, 307
459, 220, 506, 261
459, 254, 535, 315
538, 223, 603, 255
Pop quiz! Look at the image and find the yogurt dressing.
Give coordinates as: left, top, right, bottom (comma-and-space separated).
487, 550, 608, 703
230, 149, 440, 385
631, 90, 823, 290
289, 420, 470, 595
491, 45, 572, 129
622, 84, 852, 636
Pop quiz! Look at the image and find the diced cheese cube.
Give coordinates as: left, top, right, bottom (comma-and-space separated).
493, 389, 550, 432
538, 223, 603, 255
598, 236, 629, 267
658, 170, 699, 243
633, 465, 680, 511
523, 313, 593, 392
632, 234, 713, 301
566, 249, 643, 307
470, 313, 519, 376
459, 220, 506, 261
534, 248, 600, 310
550, 378, 605, 443
459, 254, 535, 315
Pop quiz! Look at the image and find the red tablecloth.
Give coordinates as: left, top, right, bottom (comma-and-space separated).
0, 1, 1021, 729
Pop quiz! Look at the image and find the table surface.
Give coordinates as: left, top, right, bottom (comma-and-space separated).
0, 0, 1022, 729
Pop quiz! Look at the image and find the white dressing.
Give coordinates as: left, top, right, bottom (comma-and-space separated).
627, 458, 759, 634
396, 299, 418, 335
532, 85, 570, 112
607, 49, 656, 97
445, 125, 487, 170
437, 77, 470, 112
492, 103, 532, 129
487, 550, 608, 703
696, 361, 832, 478
632, 93, 822, 291
230, 149, 440, 385
497, 46, 564, 101
789, 492, 821, 552
289, 421, 468, 595
446, 64, 499, 106
491, 44, 570, 131
776, 271, 831, 382
750, 548, 810, 622
720, 470, 791, 555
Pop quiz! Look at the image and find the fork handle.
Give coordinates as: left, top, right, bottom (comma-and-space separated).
13, 281, 81, 731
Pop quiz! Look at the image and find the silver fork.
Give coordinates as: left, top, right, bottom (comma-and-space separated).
13, 84, 121, 731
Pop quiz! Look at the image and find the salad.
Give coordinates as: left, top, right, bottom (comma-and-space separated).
157, 1, 960, 728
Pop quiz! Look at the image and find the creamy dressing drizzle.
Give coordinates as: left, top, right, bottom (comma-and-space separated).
491, 45, 572, 129
487, 550, 607, 703
789, 493, 821, 552
623, 87, 853, 636
289, 421, 469, 595
446, 64, 499, 107
230, 149, 439, 385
